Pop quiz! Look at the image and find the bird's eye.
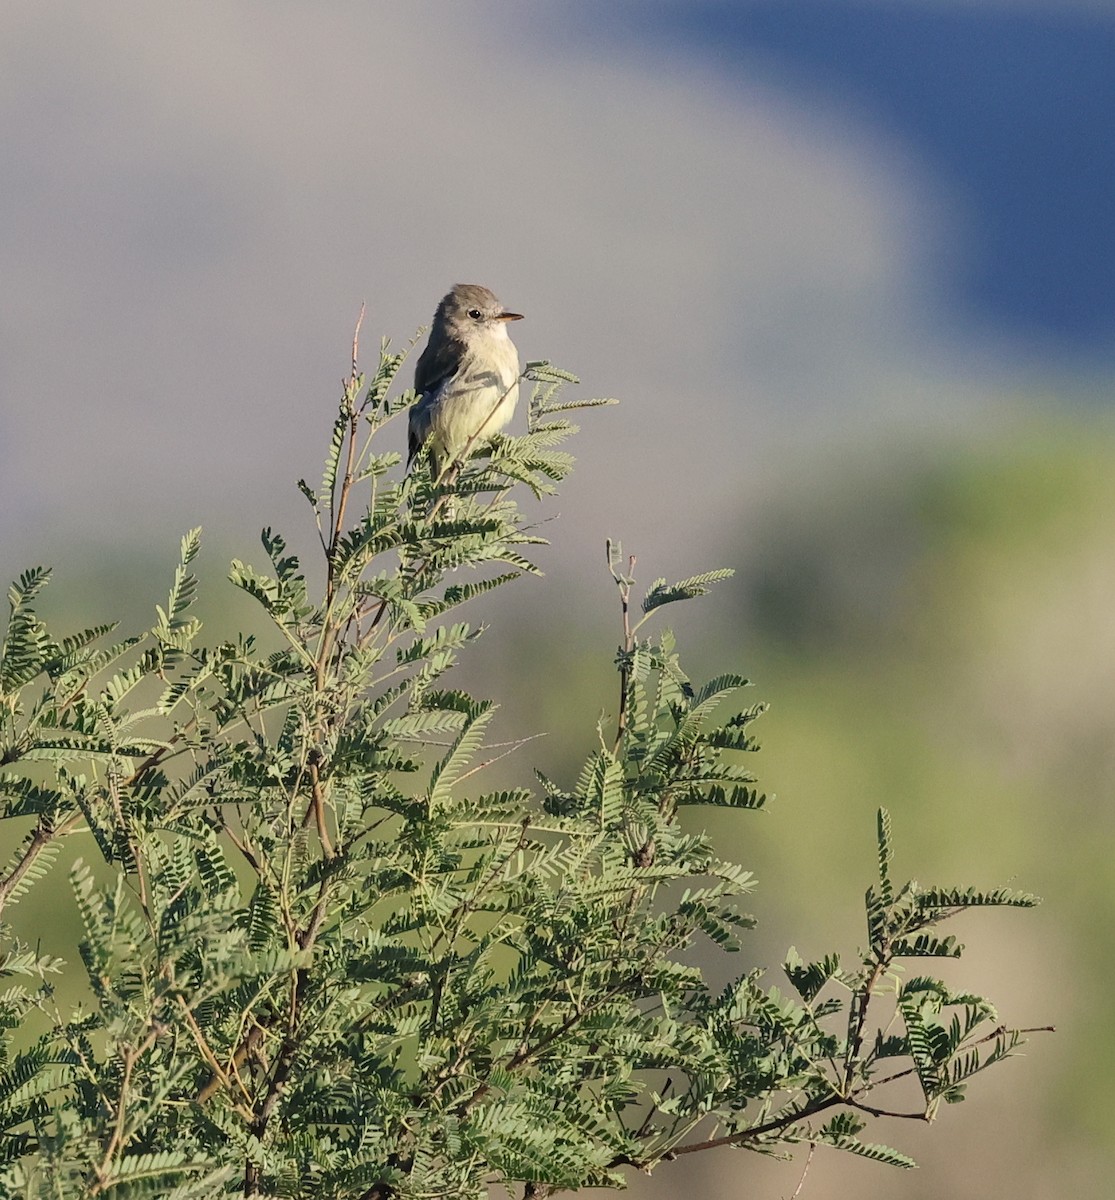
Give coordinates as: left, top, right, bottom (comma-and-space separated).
467, 308, 482, 320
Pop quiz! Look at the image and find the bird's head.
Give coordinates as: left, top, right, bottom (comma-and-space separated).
436, 284, 523, 341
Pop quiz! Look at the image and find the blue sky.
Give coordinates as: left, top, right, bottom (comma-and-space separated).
571, 0, 1115, 354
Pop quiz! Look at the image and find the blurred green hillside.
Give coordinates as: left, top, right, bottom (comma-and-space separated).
5, 413, 1113, 1198
689, 417, 1115, 1198
482, 414, 1115, 1198
717, 419, 1115, 1197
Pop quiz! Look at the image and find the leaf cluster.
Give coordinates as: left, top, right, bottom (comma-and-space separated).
0, 340, 1041, 1198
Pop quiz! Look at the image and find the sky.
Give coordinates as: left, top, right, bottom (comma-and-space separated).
1, 0, 1112, 587
587, 0, 1115, 351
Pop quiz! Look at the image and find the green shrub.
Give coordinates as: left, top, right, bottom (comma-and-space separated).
0, 336, 1042, 1198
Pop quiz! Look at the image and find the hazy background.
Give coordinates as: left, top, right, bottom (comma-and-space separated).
3, 2, 1114, 1196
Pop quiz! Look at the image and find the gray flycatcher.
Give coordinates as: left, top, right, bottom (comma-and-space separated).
407, 284, 523, 479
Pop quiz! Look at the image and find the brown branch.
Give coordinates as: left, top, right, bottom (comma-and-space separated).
505, 955, 661, 1075
305, 759, 335, 860
451, 734, 544, 785
653, 1096, 844, 1161
846, 1098, 929, 1122
241, 873, 335, 1194
297, 882, 332, 954
314, 307, 369, 695
0, 810, 82, 920
222, 817, 266, 879
609, 1020, 1058, 1174
843, 958, 885, 1090
427, 818, 531, 958
609, 544, 636, 754
89, 1026, 162, 1193
180, 997, 255, 1120
330, 306, 366, 577
451, 935, 678, 1126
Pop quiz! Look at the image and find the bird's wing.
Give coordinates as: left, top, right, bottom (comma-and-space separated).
409, 332, 467, 467
414, 332, 467, 399
407, 397, 431, 466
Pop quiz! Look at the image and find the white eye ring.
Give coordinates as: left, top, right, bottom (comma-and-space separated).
467, 308, 483, 320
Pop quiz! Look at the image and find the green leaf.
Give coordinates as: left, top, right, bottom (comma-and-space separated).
876, 806, 894, 902
427, 702, 495, 807
892, 933, 963, 958
917, 885, 1041, 910
783, 947, 844, 1002
818, 1115, 918, 1169
641, 569, 735, 615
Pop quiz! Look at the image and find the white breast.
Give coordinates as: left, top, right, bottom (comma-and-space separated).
427, 326, 520, 464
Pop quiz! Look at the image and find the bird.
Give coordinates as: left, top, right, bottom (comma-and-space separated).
407, 284, 523, 480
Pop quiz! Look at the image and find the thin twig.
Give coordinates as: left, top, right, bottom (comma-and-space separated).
788, 1143, 816, 1200
451, 733, 546, 786
866, 1024, 1055, 1090
844, 959, 885, 1090
0, 811, 83, 920
847, 1098, 928, 1122
655, 1097, 843, 1160
179, 997, 255, 1119
634, 1077, 672, 1140
121, 723, 195, 788
608, 543, 636, 753
90, 1026, 161, 1191
352, 301, 365, 378
426, 818, 531, 957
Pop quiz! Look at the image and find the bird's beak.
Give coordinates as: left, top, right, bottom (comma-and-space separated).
497, 311, 524, 322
